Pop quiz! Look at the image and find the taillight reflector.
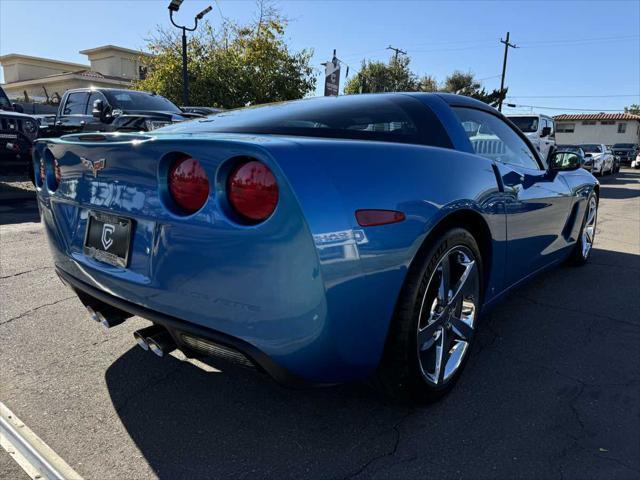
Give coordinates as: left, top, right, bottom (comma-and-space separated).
168, 156, 209, 214
227, 160, 279, 223
356, 209, 405, 227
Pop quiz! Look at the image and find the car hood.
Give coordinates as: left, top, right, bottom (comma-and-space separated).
118, 110, 197, 121
0, 110, 38, 120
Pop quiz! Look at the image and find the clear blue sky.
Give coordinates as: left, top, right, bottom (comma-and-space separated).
1, 0, 639, 115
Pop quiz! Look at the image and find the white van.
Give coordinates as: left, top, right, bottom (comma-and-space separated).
507, 114, 556, 163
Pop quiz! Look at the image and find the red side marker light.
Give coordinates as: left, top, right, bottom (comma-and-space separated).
355, 209, 406, 227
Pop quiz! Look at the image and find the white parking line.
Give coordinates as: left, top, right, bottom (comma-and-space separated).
0, 402, 83, 480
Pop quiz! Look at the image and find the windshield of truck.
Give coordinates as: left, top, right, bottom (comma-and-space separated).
510, 116, 539, 133
0, 87, 12, 110
105, 91, 181, 113
581, 144, 602, 153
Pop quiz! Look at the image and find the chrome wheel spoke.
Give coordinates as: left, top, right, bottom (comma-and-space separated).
437, 255, 451, 304
418, 321, 441, 352
435, 326, 448, 385
448, 258, 476, 307
449, 316, 473, 341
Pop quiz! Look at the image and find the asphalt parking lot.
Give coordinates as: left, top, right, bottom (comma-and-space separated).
1, 169, 639, 480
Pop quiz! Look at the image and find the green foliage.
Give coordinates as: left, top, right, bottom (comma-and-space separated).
624, 104, 640, 115
343, 56, 436, 94
344, 57, 505, 106
133, 6, 315, 108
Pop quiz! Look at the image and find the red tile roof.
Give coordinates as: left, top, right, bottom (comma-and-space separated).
554, 113, 640, 121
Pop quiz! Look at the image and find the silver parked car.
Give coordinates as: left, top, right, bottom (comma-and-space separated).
580, 144, 614, 176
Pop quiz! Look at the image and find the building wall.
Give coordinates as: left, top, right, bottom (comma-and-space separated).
3, 78, 125, 103
556, 121, 640, 145
0, 58, 88, 83
86, 51, 143, 80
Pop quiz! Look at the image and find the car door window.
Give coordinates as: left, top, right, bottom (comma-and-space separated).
454, 107, 541, 170
63, 92, 89, 115
86, 92, 108, 115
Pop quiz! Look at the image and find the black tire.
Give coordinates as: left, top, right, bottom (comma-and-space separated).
375, 228, 483, 404
569, 192, 598, 266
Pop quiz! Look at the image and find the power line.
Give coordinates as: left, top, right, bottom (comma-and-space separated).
507, 94, 640, 99
505, 103, 625, 112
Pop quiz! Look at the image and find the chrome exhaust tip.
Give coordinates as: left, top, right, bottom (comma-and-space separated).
85, 305, 100, 323
133, 325, 164, 352
98, 311, 129, 330
147, 331, 176, 358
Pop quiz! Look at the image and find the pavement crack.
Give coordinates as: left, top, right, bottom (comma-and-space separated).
0, 266, 53, 280
341, 409, 415, 479
514, 295, 639, 329
0, 296, 76, 326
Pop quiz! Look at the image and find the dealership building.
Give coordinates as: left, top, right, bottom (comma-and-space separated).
0, 45, 149, 105
554, 113, 640, 146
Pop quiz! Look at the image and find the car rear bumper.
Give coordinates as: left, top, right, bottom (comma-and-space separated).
56, 266, 315, 387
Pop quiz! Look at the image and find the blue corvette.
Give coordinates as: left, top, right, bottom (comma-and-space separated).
34, 93, 598, 402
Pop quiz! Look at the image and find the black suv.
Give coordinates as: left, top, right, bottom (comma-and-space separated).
43, 88, 201, 137
612, 143, 638, 165
0, 86, 39, 176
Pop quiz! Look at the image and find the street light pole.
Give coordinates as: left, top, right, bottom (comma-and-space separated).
168, 1, 212, 106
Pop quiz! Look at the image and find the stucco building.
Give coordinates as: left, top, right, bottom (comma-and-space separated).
0, 45, 150, 104
554, 113, 640, 146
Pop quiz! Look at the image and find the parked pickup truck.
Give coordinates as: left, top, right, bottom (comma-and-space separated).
612, 143, 638, 165
42, 88, 201, 137
0, 85, 39, 178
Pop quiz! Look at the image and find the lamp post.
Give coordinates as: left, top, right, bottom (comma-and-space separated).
168, 0, 212, 106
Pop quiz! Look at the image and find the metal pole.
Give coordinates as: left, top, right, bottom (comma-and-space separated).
498, 32, 517, 112
181, 27, 189, 105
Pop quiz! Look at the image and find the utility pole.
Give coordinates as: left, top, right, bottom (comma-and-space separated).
386, 45, 407, 61
498, 32, 518, 112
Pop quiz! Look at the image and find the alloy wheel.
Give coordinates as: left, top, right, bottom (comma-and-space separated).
417, 246, 480, 386
582, 196, 597, 258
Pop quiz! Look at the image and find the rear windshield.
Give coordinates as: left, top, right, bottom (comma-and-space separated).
581, 144, 602, 153
509, 116, 539, 133
557, 145, 581, 152
160, 95, 452, 148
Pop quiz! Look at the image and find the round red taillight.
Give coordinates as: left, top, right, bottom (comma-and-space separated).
168, 156, 209, 214
227, 160, 279, 223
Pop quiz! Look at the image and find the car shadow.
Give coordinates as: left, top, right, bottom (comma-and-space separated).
104, 248, 640, 479
0, 194, 39, 225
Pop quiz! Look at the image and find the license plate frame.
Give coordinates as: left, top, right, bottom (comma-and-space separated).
83, 211, 133, 268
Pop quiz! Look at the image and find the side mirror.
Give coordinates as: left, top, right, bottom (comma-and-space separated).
584, 152, 592, 158
92, 99, 104, 118
540, 126, 551, 138
549, 151, 583, 171
12, 103, 23, 113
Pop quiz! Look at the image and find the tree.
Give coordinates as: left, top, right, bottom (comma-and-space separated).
440, 71, 505, 106
344, 56, 420, 94
344, 57, 504, 106
624, 104, 640, 115
133, 3, 315, 108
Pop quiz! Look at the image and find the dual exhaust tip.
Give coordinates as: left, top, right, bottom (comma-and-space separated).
133, 325, 176, 358
84, 304, 176, 358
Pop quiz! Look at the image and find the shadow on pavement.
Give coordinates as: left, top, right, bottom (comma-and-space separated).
0, 195, 39, 225
105, 248, 640, 479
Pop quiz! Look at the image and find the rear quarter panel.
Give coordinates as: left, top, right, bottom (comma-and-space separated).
269, 138, 506, 377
